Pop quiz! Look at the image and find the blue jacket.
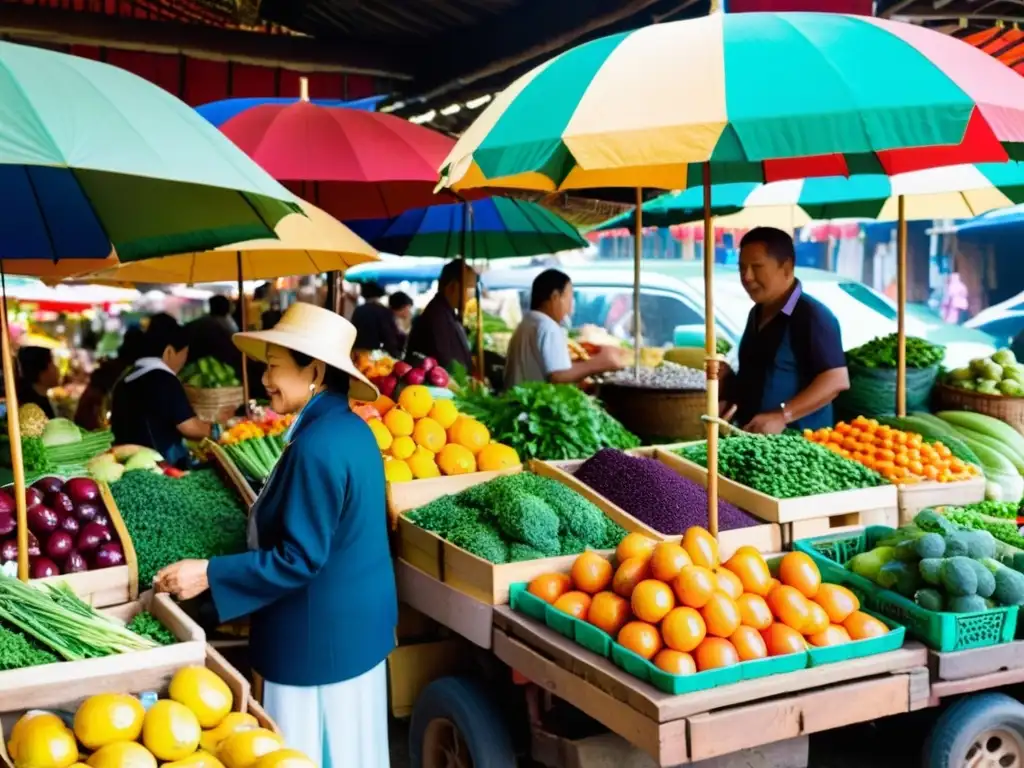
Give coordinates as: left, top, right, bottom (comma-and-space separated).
207, 392, 397, 686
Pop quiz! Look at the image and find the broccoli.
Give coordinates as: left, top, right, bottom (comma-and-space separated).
948, 595, 989, 614
964, 530, 997, 560
877, 560, 921, 597
532, 476, 609, 548
943, 532, 971, 558
559, 534, 587, 556
914, 533, 946, 560
919, 558, 944, 586
941, 557, 979, 596
406, 496, 479, 538
894, 539, 922, 562
508, 543, 548, 562
982, 559, 1024, 606
460, 472, 545, 511
914, 588, 944, 612
601, 519, 628, 549
491, 494, 561, 555
914, 509, 954, 535
449, 521, 509, 564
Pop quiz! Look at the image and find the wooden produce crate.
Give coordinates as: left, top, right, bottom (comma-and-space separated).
0, 591, 205, 712
534, 450, 782, 556
896, 475, 986, 526
203, 438, 258, 509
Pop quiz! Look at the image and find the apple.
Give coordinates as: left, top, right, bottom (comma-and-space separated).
377, 375, 399, 398
404, 368, 426, 386
420, 357, 438, 373
428, 366, 450, 388
393, 361, 413, 379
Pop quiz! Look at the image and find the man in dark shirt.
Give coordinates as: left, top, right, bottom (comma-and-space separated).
185, 295, 241, 374
722, 227, 849, 433
406, 259, 476, 372
351, 281, 404, 357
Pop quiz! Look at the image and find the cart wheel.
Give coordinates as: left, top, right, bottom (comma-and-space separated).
409, 676, 516, 768
924, 693, 1024, 768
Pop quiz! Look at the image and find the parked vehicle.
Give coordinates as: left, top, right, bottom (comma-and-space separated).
965, 290, 1024, 347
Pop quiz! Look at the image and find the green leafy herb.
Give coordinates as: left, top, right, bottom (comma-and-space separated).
126, 611, 177, 646
0, 620, 58, 670
846, 334, 945, 370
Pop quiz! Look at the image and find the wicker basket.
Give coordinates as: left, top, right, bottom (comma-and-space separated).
934, 383, 1024, 436
185, 385, 244, 422
598, 383, 706, 440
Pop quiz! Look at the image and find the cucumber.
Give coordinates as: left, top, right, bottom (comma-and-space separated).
949, 425, 1024, 474
957, 433, 1017, 475
908, 412, 963, 436
937, 411, 1024, 461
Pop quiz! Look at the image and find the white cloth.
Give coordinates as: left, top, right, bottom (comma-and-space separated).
262, 660, 390, 768
123, 356, 176, 384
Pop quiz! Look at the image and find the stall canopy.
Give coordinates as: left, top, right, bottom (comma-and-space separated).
2, 278, 139, 312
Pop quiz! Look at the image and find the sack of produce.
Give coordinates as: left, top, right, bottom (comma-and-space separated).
835, 334, 943, 419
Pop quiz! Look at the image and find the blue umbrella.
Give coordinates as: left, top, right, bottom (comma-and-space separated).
196, 94, 387, 127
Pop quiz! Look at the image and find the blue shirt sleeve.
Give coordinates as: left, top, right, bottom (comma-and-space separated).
804, 303, 846, 377
538, 322, 572, 377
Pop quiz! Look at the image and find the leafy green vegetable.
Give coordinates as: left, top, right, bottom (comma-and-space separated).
126, 611, 177, 646
942, 507, 1024, 549
846, 334, 945, 370
448, 521, 509, 564
21, 436, 54, 476
0, 620, 58, 670
491, 495, 560, 555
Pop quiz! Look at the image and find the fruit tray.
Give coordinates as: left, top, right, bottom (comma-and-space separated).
794, 525, 1018, 653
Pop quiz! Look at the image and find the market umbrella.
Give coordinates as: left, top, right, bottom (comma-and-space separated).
439, 11, 1024, 539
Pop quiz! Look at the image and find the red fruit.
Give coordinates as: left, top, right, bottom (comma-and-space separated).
392, 361, 413, 378
377, 376, 398, 398
404, 368, 426, 385
421, 357, 438, 372
428, 366, 450, 387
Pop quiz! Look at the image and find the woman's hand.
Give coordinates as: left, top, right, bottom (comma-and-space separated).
154, 559, 210, 600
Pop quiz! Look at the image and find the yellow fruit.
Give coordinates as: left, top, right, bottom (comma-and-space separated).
413, 417, 447, 452
453, 419, 490, 455
74, 693, 145, 750
142, 700, 201, 762
476, 443, 520, 471
366, 419, 392, 452
407, 451, 441, 479
164, 752, 226, 768
446, 415, 467, 443
10, 716, 77, 768
86, 742, 157, 768
252, 751, 316, 768
384, 458, 413, 483
437, 444, 477, 476
199, 714, 258, 755
389, 435, 416, 460
8, 712, 66, 761
168, 666, 233, 729
383, 408, 414, 438
217, 730, 283, 768
428, 399, 459, 429
398, 385, 433, 419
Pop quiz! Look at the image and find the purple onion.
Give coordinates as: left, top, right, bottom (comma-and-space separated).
74, 502, 99, 523
64, 550, 88, 573
27, 532, 39, 557
24, 487, 43, 509
0, 491, 14, 515
0, 539, 16, 562
27, 505, 58, 535
63, 478, 100, 506
92, 512, 111, 529
30, 557, 59, 579
32, 477, 63, 496
76, 522, 108, 553
0, 513, 14, 538
45, 531, 74, 560
46, 492, 74, 516
92, 543, 124, 569
58, 513, 79, 535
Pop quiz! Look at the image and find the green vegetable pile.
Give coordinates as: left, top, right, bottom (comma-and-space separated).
455, 382, 639, 461
126, 611, 177, 646
181, 357, 241, 389
946, 348, 1024, 397
0, 621, 58, 671
406, 473, 627, 564
935, 503, 1024, 549
846, 333, 945, 370
111, 469, 247, 586
678, 435, 885, 498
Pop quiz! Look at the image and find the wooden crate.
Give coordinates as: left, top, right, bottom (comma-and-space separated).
897, 476, 986, 526
783, 507, 900, 547
395, 560, 492, 648
203, 439, 258, 509
0, 591, 205, 712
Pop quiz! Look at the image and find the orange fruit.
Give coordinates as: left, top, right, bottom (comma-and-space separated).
694, 637, 740, 671
618, 621, 663, 660
552, 591, 591, 620
527, 573, 572, 604
571, 552, 613, 594
735, 593, 773, 631
766, 577, 781, 593
427, 399, 459, 429
452, 418, 490, 455
383, 407, 414, 437
649, 542, 692, 582
398, 385, 434, 419
807, 625, 852, 647
631, 580, 676, 624
588, 592, 631, 636
802, 601, 831, 636
778, 552, 822, 599
616, 533, 657, 564
413, 417, 447, 453
713, 568, 744, 600
672, 565, 717, 609
761, 623, 806, 656
682, 527, 719, 569
700, 592, 742, 639
368, 419, 393, 451
814, 584, 860, 624
653, 649, 696, 676
612, 557, 651, 598
476, 443, 520, 472
436, 444, 477, 476
767, 585, 813, 632
722, 550, 773, 597
843, 611, 889, 640
729, 625, 768, 661
661, 607, 706, 653
371, 395, 395, 417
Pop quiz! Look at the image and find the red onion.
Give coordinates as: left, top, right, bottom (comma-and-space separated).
92, 543, 124, 569
45, 531, 74, 560
74, 502, 99, 522
0, 539, 16, 562
0, 491, 14, 515
32, 477, 63, 496
64, 550, 88, 573
77, 522, 108, 553
27, 532, 39, 557
30, 557, 59, 579
0, 513, 14, 538
63, 478, 100, 506
92, 512, 111, 529
46, 492, 74, 516
27, 506, 58, 535
24, 487, 43, 509
58, 513, 79, 535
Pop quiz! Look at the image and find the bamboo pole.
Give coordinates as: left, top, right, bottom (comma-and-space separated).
703, 163, 720, 539
0, 270, 28, 581
236, 252, 250, 417
633, 187, 642, 379
897, 195, 908, 418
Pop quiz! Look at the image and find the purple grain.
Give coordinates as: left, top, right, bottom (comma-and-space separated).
573, 449, 761, 534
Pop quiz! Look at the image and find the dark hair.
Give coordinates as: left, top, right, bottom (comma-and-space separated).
143, 313, 188, 358
119, 327, 145, 365
287, 349, 350, 395
17, 347, 53, 385
530, 269, 572, 310
739, 227, 796, 264
438, 259, 473, 289
361, 281, 386, 300
209, 295, 231, 316
389, 291, 413, 311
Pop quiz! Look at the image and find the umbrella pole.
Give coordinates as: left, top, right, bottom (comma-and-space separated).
0, 267, 28, 581
468, 203, 485, 382
703, 163, 720, 540
633, 188, 642, 379
897, 195, 907, 418
236, 252, 250, 416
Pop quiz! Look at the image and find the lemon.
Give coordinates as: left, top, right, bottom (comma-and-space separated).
142, 700, 201, 762
252, 750, 316, 768
389, 435, 416, 460
398, 385, 433, 419
477, 443, 520, 472
382, 408, 414, 438
407, 450, 441, 479
11, 717, 77, 768
217, 730, 283, 768
366, 419, 392, 452
199, 714, 258, 755
437, 444, 477, 476
8, 712, 65, 761
427, 399, 459, 429
164, 753, 225, 768
74, 694, 145, 750
453, 418, 490, 455
168, 667, 233, 729
86, 743, 157, 768
383, 458, 413, 483
413, 417, 446, 453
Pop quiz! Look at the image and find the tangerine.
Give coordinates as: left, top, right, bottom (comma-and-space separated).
616, 533, 657, 564
612, 557, 651, 598
778, 552, 822, 599
371, 395, 395, 417
722, 550, 773, 597
390, 435, 416, 460
398, 385, 434, 419
631, 580, 675, 624
476, 443, 520, 472
437, 444, 477, 476
713, 568, 744, 600
735, 593, 773, 631
661, 607, 706, 653
672, 566, 717, 609
527, 573, 572, 604
571, 552, 613, 594
729, 625, 768, 661
802, 601, 831, 636
413, 417, 447, 453
383, 459, 412, 483
807, 625, 852, 647
617, 622, 663, 660
367, 419, 393, 451
694, 637, 740, 671
453, 418, 490, 455
427, 399, 459, 429
407, 450, 441, 479
552, 591, 591, 620
843, 611, 889, 640
700, 592, 742, 638
653, 649, 696, 676
649, 542, 692, 582
682, 527, 719, 569
814, 584, 860, 624
383, 408, 414, 437
588, 591, 631, 636
766, 585, 812, 632
760, 624, 806, 656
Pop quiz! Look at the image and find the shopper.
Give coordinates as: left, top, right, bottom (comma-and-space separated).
389, 291, 414, 352
16, 346, 59, 419
351, 281, 403, 357
406, 258, 476, 372
185, 295, 241, 373
154, 303, 395, 767
74, 326, 145, 431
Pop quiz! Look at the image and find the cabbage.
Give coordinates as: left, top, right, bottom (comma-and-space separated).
40, 418, 82, 447
987, 470, 1024, 504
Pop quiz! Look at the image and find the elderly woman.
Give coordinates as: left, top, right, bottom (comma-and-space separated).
155, 303, 397, 766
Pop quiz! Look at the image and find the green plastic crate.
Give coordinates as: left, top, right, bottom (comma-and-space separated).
806, 610, 905, 667
794, 526, 1018, 653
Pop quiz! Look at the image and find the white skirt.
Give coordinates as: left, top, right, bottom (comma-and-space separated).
262, 661, 390, 768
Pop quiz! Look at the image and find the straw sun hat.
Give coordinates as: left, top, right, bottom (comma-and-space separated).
233, 302, 379, 402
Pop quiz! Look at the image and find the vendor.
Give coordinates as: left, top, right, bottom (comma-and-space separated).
109, 314, 219, 468
504, 269, 625, 389
154, 303, 396, 766
16, 346, 59, 419
406, 259, 476, 372
351, 281, 403, 358
722, 227, 849, 434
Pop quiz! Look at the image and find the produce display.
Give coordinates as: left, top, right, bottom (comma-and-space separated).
110, 469, 246, 587
803, 416, 978, 485
87, 446, 176, 485
5, 665, 316, 768
930, 503, 1024, 551
405, 473, 627, 564
0, 476, 126, 578
845, 334, 945, 370
359, 351, 450, 399
602, 361, 706, 390
572, 449, 761, 534
124, 612, 177, 647
946, 348, 1024, 396
677, 435, 885, 498
218, 415, 292, 483
356, 384, 520, 483
456, 381, 640, 462
180, 357, 241, 389
13, 406, 114, 481
877, 415, 982, 466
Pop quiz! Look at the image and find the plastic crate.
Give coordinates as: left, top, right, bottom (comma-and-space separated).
794, 526, 1018, 653
806, 610, 905, 667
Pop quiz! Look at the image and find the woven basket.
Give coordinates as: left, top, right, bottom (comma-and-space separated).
598, 383, 706, 441
184, 385, 244, 422
935, 383, 1024, 436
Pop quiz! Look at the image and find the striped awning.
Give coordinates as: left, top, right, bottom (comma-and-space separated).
953, 25, 1024, 76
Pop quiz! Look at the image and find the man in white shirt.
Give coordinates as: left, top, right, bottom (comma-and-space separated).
504, 269, 625, 389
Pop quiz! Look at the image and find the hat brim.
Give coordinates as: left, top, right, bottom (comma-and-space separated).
233, 330, 380, 403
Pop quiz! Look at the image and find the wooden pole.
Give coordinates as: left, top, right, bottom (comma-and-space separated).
0, 270, 28, 581
897, 195, 908, 418
633, 187, 642, 379
236, 252, 250, 417
703, 163, 720, 539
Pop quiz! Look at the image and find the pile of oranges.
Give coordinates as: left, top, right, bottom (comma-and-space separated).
804, 416, 978, 485
528, 530, 889, 677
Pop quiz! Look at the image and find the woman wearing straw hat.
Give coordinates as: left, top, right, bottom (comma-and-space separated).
154, 303, 397, 766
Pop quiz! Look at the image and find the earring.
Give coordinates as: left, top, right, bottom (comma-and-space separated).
308, 383, 316, 394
